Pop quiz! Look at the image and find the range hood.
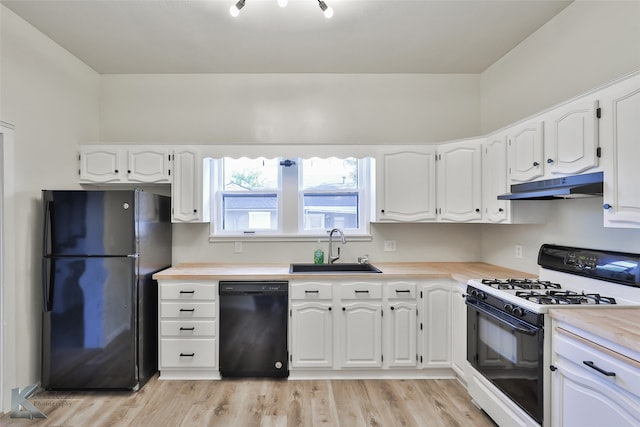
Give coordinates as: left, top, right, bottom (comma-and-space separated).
497, 172, 603, 200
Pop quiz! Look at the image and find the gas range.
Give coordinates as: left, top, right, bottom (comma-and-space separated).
465, 244, 640, 427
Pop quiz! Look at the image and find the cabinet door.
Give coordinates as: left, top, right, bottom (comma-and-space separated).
601, 75, 640, 228
339, 301, 382, 368
384, 300, 417, 368
450, 284, 467, 380
171, 147, 210, 223
79, 146, 122, 183
290, 302, 333, 368
420, 283, 451, 368
508, 120, 544, 183
437, 139, 482, 222
377, 149, 437, 222
546, 99, 600, 175
127, 147, 171, 183
483, 135, 509, 223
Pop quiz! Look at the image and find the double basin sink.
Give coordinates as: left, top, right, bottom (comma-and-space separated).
289, 263, 383, 274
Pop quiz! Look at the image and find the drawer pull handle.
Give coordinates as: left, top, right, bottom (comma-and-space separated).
180, 353, 195, 357
180, 327, 195, 331
583, 360, 616, 377
179, 308, 195, 312
355, 290, 369, 294
395, 290, 411, 293
305, 290, 319, 294
179, 290, 195, 294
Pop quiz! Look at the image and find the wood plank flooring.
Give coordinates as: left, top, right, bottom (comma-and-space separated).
1, 376, 496, 426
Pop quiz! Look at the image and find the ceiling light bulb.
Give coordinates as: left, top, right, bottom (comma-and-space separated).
277, 0, 288, 7
318, 1, 333, 19
230, 0, 245, 17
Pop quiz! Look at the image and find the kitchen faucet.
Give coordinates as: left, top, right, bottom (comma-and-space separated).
328, 228, 346, 264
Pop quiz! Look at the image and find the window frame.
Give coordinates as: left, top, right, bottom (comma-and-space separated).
210, 156, 373, 241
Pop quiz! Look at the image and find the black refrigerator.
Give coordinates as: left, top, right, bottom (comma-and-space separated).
41, 190, 172, 390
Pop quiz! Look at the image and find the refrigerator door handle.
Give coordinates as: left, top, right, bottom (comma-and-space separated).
42, 200, 53, 312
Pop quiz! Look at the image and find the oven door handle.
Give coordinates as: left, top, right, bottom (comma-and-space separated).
467, 300, 539, 336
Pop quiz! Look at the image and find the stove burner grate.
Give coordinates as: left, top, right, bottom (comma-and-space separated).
515, 290, 617, 305
481, 278, 562, 290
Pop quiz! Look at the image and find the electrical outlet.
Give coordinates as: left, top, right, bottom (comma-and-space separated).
234, 241, 243, 253
515, 245, 523, 259
384, 240, 397, 252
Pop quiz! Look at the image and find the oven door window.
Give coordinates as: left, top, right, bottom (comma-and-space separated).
467, 303, 543, 424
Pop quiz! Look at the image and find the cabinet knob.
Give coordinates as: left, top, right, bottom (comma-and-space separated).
114, 169, 119, 173
381, 209, 385, 213
547, 158, 554, 164
498, 208, 504, 212
603, 203, 612, 210
532, 162, 539, 167
342, 307, 346, 311
328, 307, 332, 311
390, 306, 395, 311
127, 169, 131, 174
475, 208, 480, 213
193, 209, 197, 213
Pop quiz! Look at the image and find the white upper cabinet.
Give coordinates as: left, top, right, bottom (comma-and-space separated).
437, 139, 483, 222
171, 146, 211, 223
376, 147, 437, 222
507, 120, 544, 183
545, 98, 600, 176
483, 134, 509, 223
600, 73, 640, 228
79, 145, 171, 184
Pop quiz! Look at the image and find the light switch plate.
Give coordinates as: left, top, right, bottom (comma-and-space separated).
384, 240, 397, 252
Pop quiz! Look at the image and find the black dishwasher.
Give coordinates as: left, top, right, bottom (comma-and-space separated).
219, 281, 289, 378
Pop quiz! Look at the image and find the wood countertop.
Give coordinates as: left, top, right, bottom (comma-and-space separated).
549, 308, 640, 358
153, 261, 537, 283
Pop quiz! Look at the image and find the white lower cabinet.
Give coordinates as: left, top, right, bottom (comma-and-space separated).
290, 281, 333, 369
420, 281, 452, 368
158, 280, 219, 380
289, 279, 452, 376
551, 324, 640, 427
338, 281, 383, 368
450, 282, 467, 381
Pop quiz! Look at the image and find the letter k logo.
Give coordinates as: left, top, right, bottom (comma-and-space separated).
10, 384, 47, 419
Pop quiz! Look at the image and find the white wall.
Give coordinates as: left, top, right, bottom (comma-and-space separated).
479, 1, 640, 273
100, 73, 480, 144
0, 6, 100, 398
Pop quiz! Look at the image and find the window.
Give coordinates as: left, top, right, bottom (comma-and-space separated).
212, 156, 373, 238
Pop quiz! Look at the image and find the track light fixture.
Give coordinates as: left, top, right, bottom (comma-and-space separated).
229, 0, 245, 17
318, 0, 333, 18
229, 0, 333, 18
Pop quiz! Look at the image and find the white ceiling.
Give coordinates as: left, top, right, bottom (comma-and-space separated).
2, 0, 572, 74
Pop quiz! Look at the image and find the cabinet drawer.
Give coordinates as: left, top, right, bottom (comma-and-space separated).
385, 281, 417, 299
290, 282, 333, 300
160, 282, 216, 301
340, 282, 382, 299
161, 302, 216, 319
161, 339, 216, 368
555, 328, 640, 397
160, 320, 216, 337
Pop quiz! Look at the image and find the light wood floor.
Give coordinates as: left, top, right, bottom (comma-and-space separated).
1, 375, 496, 426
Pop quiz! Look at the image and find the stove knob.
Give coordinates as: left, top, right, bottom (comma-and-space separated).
512, 307, 524, 317
504, 304, 513, 313
478, 291, 487, 300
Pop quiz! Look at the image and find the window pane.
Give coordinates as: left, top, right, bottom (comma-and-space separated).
303, 193, 359, 230
222, 194, 278, 231
302, 158, 358, 190
223, 157, 279, 191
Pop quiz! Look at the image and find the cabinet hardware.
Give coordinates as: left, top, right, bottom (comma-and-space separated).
354, 290, 369, 294
596, 107, 601, 118
179, 353, 195, 357
305, 290, 319, 294
179, 290, 195, 294
179, 327, 195, 331
532, 162, 539, 167
547, 158, 554, 164
596, 147, 602, 158
583, 360, 616, 377
179, 308, 195, 312
498, 208, 504, 212
549, 365, 557, 372
603, 203, 612, 210
328, 307, 332, 311
395, 290, 411, 293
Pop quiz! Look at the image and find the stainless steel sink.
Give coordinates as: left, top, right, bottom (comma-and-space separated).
289, 263, 383, 273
